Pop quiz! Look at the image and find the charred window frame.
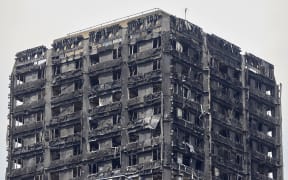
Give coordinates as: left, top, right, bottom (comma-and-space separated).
112, 136, 121, 147
112, 158, 121, 169
51, 149, 60, 160
153, 83, 161, 93
88, 163, 98, 174
113, 114, 121, 125
129, 88, 138, 99
113, 47, 122, 59
129, 64, 137, 76
74, 80, 83, 90
90, 75, 99, 87
153, 60, 160, 70
89, 141, 99, 152
75, 59, 82, 69
73, 144, 81, 155
52, 64, 61, 76
153, 37, 161, 49
113, 70, 121, 81
129, 154, 138, 166
52, 85, 61, 96
112, 92, 121, 102
129, 44, 138, 55
73, 166, 81, 178
129, 110, 138, 121
90, 54, 99, 65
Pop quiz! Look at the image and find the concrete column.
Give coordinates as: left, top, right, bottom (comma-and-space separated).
241, 55, 251, 180
43, 49, 53, 180
81, 39, 91, 179
201, 32, 212, 180
120, 26, 129, 170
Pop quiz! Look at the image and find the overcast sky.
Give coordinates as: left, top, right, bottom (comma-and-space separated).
0, 0, 287, 179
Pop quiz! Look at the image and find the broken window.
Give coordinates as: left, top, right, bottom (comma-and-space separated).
16, 74, 25, 85
153, 60, 160, 70
129, 154, 137, 166
75, 59, 82, 69
51, 128, 60, 139
112, 136, 121, 147
112, 158, 121, 169
196, 160, 203, 170
129, 133, 138, 142
74, 102, 82, 112
129, 110, 138, 121
35, 175, 43, 180
53, 65, 60, 76
90, 54, 99, 65
176, 108, 183, 119
52, 107, 60, 117
90, 97, 99, 107
14, 137, 23, 148
13, 159, 22, 169
89, 120, 98, 130
75, 80, 82, 90
129, 44, 138, 55
36, 111, 44, 122
153, 149, 161, 161
113, 47, 122, 59
153, 105, 161, 115
90, 76, 99, 86
236, 154, 242, 165
183, 87, 189, 98
233, 69, 241, 80
112, 92, 121, 102
113, 114, 121, 125
73, 145, 81, 155
88, 163, 98, 174
113, 70, 121, 81
15, 115, 24, 126
153, 37, 161, 48
235, 133, 242, 144
90, 141, 99, 152
36, 155, 43, 164
219, 63, 228, 75
153, 83, 161, 93
182, 154, 191, 166
73, 166, 81, 178
36, 133, 41, 143
129, 88, 138, 99
50, 172, 59, 180
52, 85, 61, 96
219, 128, 230, 138
51, 149, 60, 160
73, 124, 81, 134
129, 65, 137, 76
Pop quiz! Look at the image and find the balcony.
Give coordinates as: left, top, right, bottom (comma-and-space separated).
14, 79, 45, 96
129, 48, 161, 62
51, 90, 82, 105
87, 147, 120, 161
126, 161, 162, 174
173, 94, 201, 112
91, 81, 121, 94
128, 70, 161, 87
14, 99, 45, 114
49, 133, 81, 148
252, 150, 280, 166
173, 118, 204, 135
250, 130, 277, 145
171, 163, 204, 179
249, 88, 278, 104
123, 137, 161, 152
212, 132, 243, 150
10, 165, 43, 177
89, 125, 122, 139
211, 90, 242, 109
14, 121, 43, 135
212, 112, 242, 131
249, 110, 279, 125
89, 59, 122, 75
13, 143, 43, 156
49, 111, 82, 127
49, 155, 82, 170
143, 92, 161, 105
90, 102, 122, 115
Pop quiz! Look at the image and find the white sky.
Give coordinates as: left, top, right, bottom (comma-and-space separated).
0, 0, 287, 179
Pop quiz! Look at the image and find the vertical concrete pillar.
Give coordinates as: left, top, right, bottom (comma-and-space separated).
201, 32, 212, 180
120, 26, 129, 170
241, 55, 251, 180
43, 49, 53, 180
81, 39, 91, 179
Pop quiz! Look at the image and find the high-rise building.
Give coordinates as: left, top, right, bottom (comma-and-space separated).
6, 9, 283, 180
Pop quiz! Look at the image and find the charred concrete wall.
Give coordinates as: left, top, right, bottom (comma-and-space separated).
6, 9, 282, 180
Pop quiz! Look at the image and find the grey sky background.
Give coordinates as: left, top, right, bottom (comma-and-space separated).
0, 0, 287, 179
